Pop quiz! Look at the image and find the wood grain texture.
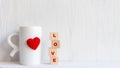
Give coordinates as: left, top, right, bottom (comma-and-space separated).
0, 0, 120, 62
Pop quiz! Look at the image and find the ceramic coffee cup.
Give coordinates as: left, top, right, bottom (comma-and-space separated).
8, 26, 42, 65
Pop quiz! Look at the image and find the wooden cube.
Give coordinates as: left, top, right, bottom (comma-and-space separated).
50, 32, 58, 40
50, 56, 58, 64
49, 47, 57, 57
52, 40, 60, 48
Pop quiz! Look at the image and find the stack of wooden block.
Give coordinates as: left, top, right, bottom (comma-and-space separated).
49, 32, 60, 64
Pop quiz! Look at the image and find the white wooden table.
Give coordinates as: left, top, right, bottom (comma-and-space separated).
0, 61, 120, 68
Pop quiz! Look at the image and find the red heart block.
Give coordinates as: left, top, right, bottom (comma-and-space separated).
26, 37, 40, 50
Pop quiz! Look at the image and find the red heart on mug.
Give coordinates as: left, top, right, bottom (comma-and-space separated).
26, 37, 40, 50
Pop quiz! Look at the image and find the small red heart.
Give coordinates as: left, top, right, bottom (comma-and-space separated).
26, 37, 40, 50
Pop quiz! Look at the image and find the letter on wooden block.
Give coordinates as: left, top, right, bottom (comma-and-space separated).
49, 47, 57, 57
50, 32, 58, 40
52, 40, 60, 48
50, 56, 58, 64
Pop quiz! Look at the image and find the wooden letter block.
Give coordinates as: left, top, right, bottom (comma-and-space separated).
50, 32, 58, 40
52, 40, 60, 48
49, 47, 57, 57
50, 56, 58, 64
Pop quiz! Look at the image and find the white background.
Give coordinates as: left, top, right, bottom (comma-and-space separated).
0, 0, 120, 62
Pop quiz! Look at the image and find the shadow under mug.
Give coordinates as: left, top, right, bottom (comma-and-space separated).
8, 26, 42, 65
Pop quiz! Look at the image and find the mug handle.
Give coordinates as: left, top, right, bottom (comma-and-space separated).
8, 32, 19, 57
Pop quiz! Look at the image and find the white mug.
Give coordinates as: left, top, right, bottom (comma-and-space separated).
8, 26, 42, 65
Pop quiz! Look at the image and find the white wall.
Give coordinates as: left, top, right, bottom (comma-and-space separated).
0, 0, 120, 62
